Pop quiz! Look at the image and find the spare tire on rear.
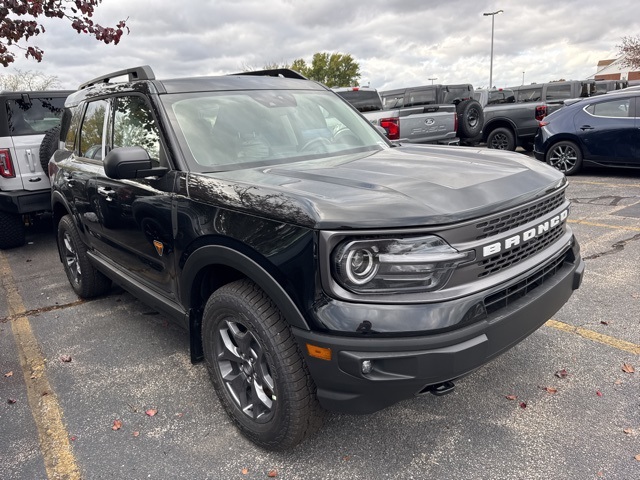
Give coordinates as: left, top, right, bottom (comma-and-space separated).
39, 125, 61, 173
456, 99, 484, 140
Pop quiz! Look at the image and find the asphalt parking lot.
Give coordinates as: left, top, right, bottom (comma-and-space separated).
1, 162, 639, 480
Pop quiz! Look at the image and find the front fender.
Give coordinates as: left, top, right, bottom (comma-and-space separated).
180, 244, 311, 331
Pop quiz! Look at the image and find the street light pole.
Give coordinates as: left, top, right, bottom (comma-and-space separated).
428, 77, 437, 85
483, 10, 503, 89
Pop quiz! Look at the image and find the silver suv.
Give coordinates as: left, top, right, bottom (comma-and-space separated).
0, 90, 71, 248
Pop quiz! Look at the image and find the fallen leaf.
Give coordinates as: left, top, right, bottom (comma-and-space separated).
7, 398, 17, 404
614, 379, 623, 385
505, 395, 518, 401
60, 355, 72, 363
145, 408, 158, 417
635, 454, 640, 461
175, 412, 184, 418
554, 369, 569, 379
543, 387, 558, 394
70, 436, 77, 441
41, 391, 49, 396
596, 390, 603, 397
133, 431, 140, 437
600, 321, 609, 326
519, 402, 527, 409
4, 371, 12, 378
267, 469, 278, 477
342, 456, 351, 461
112, 419, 123, 431
623, 428, 635, 435
622, 363, 635, 374
241, 468, 248, 475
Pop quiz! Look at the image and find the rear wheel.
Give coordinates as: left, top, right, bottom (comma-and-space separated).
57, 214, 111, 298
0, 211, 25, 249
202, 279, 324, 450
546, 140, 582, 175
487, 127, 516, 151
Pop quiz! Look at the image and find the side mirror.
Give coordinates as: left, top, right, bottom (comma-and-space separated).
104, 146, 168, 179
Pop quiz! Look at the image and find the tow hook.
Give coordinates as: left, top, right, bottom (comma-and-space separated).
427, 381, 456, 396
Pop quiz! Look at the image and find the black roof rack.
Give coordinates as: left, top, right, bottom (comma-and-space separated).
79, 65, 156, 90
232, 68, 308, 80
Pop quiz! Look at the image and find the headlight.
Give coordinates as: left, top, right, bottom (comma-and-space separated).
332, 235, 474, 294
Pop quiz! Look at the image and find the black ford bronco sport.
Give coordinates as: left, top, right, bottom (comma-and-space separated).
51, 66, 584, 450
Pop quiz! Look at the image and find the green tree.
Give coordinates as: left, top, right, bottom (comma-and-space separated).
0, 1, 128, 67
617, 35, 640, 69
290, 53, 360, 87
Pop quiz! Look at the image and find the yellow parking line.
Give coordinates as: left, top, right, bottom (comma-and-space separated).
0, 253, 81, 480
567, 219, 640, 233
546, 319, 640, 355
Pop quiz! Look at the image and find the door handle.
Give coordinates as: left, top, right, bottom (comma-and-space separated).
579, 125, 595, 131
97, 186, 117, 201
24, 149, 36, 173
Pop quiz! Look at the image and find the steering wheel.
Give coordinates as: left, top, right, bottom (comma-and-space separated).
300, 136, 332, 152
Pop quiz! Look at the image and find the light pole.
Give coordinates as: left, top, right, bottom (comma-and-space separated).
483, 9, 503, 89
428, 77, 437, 85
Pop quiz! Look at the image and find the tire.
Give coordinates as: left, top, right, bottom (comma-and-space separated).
57, 214, 111, 298
39, 125, 61, 173
456, 99, 484, 140
202, 279, 325, 450
545, 140, 583, 175
0, 211, 25, 249
521, 140, 534, 152
486, 127, 516, 151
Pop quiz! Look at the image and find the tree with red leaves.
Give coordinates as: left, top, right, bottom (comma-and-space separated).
618, 35, 640, 70
0, 1, 128, 67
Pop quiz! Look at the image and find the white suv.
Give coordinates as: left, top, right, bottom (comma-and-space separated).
0, 90, 70, 248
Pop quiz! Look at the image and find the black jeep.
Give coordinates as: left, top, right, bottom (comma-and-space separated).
51, 66, 584, 450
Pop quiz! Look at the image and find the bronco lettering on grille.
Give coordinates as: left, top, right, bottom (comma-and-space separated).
482, 209, 568, 258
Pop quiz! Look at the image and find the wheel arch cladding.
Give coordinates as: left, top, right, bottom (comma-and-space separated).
180, 245, 311, 331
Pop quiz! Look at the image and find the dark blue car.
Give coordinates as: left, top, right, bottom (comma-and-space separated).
534, 91, 640, 175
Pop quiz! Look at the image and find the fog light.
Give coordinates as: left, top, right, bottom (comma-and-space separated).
361, 360, 373, 374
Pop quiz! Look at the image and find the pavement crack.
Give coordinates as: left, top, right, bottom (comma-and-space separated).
0, 299, 86, 323
584, 232, 640, 260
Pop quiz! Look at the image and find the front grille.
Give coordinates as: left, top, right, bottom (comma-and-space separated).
475, 191, 565, 240
478, 223, 565, 278
484, 249, 569, 315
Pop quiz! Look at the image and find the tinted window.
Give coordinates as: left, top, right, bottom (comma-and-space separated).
586, 98, 631, 118
405, 89, 437, 107
6, 96, 66, 135
79, 100, 108, 159
516, 87, 542, 102
546, 84, 572, 101
64, 106, 82, 152
381, 93, 405, 109
110, 96, 161, 161
335, 90, 382, 112
488, 90, 515, 104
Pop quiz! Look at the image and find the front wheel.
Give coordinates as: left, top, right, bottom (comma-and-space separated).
486, 127, 516, 151
202, 279, 324, 450
57, 214, 111, 298
546, 140, 583, 175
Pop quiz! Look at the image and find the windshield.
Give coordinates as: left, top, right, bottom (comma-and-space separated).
162, 89, 389, 171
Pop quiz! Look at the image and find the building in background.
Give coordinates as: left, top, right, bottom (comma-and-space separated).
591, 57, 640, 83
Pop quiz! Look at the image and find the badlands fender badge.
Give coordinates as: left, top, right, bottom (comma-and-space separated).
481, 208, 569, 258
153, 240, 164, 257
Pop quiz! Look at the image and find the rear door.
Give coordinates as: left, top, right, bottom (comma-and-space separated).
576, 95, 638, 164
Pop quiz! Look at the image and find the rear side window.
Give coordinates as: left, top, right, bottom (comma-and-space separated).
6, 96, 66, 135
405, 89, 437, 107
335, 90, 382, 112
585, 98, 631, 118
516, 87, 542, 102
545, 84, 572, 101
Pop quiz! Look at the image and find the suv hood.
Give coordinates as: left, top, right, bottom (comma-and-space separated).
191, 145, 565, 229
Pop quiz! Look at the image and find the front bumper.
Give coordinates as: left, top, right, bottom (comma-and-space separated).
294, 240, 584, 414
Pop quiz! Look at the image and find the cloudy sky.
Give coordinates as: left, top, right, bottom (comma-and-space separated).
4, 0, 639, 91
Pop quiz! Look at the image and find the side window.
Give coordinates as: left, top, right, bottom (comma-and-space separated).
586, 99, 631, 118
110, 96, 162, 163
79, 100, 108, 159
545, 84, 572, 101
405, 89, 436, 107
64, 106, 83, 152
